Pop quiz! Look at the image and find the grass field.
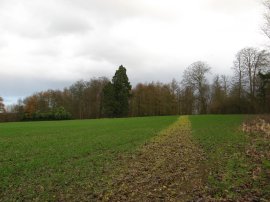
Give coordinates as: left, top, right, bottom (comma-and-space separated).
0, 116, 178, 200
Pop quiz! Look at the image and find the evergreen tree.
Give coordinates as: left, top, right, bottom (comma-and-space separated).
112, 65, 132, 117
102, 82, 116, 117
103, 65, 132, 117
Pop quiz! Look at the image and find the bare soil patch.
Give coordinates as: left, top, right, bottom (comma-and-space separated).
100, 116, 207, 201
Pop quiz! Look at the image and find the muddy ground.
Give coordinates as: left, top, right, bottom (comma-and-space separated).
100, 116, 207, 201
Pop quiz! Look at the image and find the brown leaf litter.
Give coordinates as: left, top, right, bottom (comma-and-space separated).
242, 115, 270, 137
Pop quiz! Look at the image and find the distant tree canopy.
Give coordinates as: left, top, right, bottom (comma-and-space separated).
8, 77, 110, 121
3, 51, 270, 122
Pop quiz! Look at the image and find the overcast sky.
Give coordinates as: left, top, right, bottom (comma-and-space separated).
0, 0, 269, 105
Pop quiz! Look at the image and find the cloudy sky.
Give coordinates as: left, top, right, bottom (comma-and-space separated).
0, 0, 268, 105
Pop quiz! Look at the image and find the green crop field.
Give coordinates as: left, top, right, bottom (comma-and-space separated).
190, 115, 270, 200
0, 116, 178, 201
190, 115, 247, 197
1, 115, 269, 201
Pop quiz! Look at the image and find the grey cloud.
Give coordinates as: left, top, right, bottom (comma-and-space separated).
79, 44, 150, 70
30, 47, 60, 57
0, 40, 7, 49
64, 0, 145, 20
47, 16, 92, 35
0, 74, 72, 98
0, 0, 174, 41
64, 0, 176, 24
0, 1, 93, 39
204, 0, 260, 14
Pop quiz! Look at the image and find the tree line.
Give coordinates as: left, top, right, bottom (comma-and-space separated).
0, 47, 269, 122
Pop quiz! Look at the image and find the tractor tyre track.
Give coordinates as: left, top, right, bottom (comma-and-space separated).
101, 116, 207, 201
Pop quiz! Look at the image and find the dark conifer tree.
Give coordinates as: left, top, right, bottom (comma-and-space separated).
102, 65, 132, 117
112, 65, 132, 117
102, 82, 116, 117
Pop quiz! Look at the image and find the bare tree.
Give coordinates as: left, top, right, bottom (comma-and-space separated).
170, 79, 181, 114
0, 96, 5, 113
220, 74, 230, 96
182, 61, 211, 114
69, 80, 86, 119
179, 86, 195, 115
210, 75, 230, 114
233, 47, 270, 110
210, 75, 223, 113
232, 50, 246, 99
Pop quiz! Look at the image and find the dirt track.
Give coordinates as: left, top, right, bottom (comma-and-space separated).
101, 116, 207, 201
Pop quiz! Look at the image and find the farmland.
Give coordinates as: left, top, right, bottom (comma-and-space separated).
1, 115, 270, 201
0, 116, 178, 201
190, 115, 270, 200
